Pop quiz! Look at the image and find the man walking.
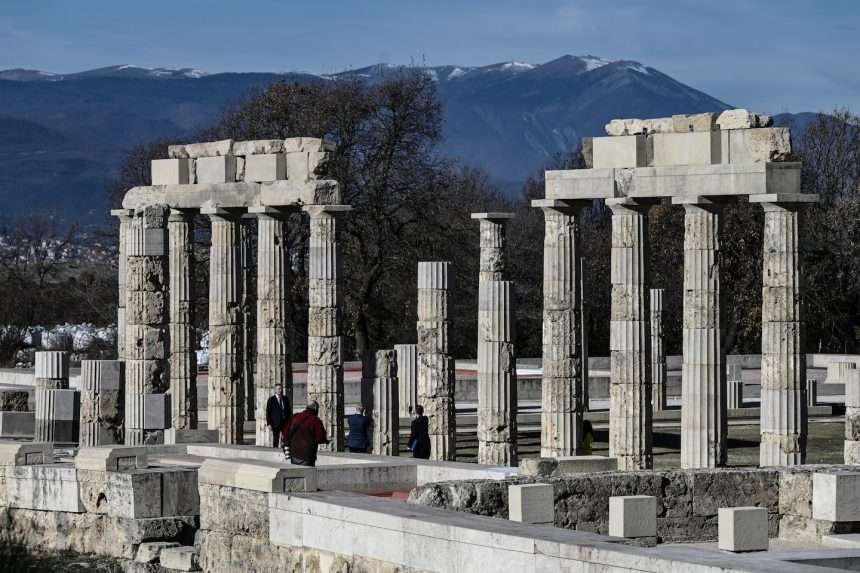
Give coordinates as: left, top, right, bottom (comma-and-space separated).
284, 401, 328, 466
265, 384, 290, 448
346, 405, 371, 453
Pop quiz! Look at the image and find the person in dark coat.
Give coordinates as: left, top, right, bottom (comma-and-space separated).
265, 384, 291, 448
408, 404, 431, 459
346, 405, 371, 453
284, 401, 328, 466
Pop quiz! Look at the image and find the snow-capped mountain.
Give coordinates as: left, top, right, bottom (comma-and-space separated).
0, 55, 738, 220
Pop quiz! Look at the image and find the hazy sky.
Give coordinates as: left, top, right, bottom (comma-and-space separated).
2, 0, 858, 112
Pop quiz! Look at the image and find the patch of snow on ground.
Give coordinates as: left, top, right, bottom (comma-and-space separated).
623, 63, 651, 75
502, 61, 536, 71
581, 56, 611, 71
447, 67, 469, 79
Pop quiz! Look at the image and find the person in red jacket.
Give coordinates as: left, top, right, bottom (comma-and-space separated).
283, 401, 329, 466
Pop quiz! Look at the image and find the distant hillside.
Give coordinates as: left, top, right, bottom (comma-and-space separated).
0, 57, 808, 223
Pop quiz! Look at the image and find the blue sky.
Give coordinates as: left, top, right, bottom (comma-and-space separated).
2, 0, 858, 112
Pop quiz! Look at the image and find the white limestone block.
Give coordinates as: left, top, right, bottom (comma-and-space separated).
283, 137, 332, 152
5, 465, 83, 512
725, 128, 792, 163
813, 472, 860, 522
508, 483, 554, 524
592, 135, 648, 168
35, 351, 69, 379
232, 139, 285, 156
845, 370, 860, 408
0, 442, 52, 466
198, 458, 317, 493
555, 456, 618, 474
608, 495, 656, 538
144, 393, 172, 430
151, 159, 191, 185
605, 117, 673, 136
75, 445, 151, 471
672, 113, 717, 133
135, 542, 181, 563
159, 547, 200, 571
195, 155, 237, 184
718, 507, 768, 552
168, 139, 233, 158
286, 150, 328, 182
822, 534, 860, 548
245, 153, 286, 182
651, 131, 721, 166
716, 109, 773, 130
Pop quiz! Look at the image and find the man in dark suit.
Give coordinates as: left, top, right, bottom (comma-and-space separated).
265, 384, 290, 448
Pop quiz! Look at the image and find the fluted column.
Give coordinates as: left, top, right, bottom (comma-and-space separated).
34, 351, 70, 442
417, 261, 456, 461
650, 289, 667, 412
677, 200, 726, 468
581, 257, 590, 412
111, 209, 133, 360
395, 344, 418, 416
304, 204, 351, 451
251, 207, 292, 447
751, 194, 817, 466
607, 198, 652, 470
241, 217, 256, 423
168, 209, 197, 433
845, 371, 860, 464
125, 205, 170, 445
80, 360, 125, 446
372, 349, 399, 456
532, 199, 585, 457
204, 207, 244, 444
472, 212, 517, 466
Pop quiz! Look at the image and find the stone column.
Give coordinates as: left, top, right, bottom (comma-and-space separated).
472, 212, 517, 466
727, 364, 744, 409
807, 379, 818, 408
677, 199, 726, 469
581, 257, 590, 412
125, 205, 170, 445
111, 209, 134, 361
80, 360, 125, 446
751, 194, 817, 466
532, 199, 585, 457
241, 217, 256, 423
251, 207, 292, 447
34, 351, 69, 442
395, 343, 418, 416
204, 207, 245, 444
304, 205, 351, 451
372, 349, 399, 456
845, 371, 860, 464
650, 289, 667, 412
168, 209, 197, 433
417, 261, 456, 461
607, 198, 653, 470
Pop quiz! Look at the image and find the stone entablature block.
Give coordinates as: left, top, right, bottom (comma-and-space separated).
198, 458, 317, 493
75, 445, 157, 471
0, 441, 52, 466
718, 507, 769, 552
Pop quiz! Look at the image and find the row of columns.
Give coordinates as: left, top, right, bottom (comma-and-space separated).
114, 204, 349, 447
533, 195, 813, 469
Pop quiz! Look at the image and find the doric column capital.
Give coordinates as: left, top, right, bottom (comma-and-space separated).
110, 208, 134, 221
248, 205, 294, 220
605, 197, 655, 215
470, 212, 515, 224
531, 198, 589, 216
168, 208, 196, 222
302, 204, 352, 219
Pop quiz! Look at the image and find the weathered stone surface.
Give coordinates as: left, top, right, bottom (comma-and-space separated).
0, 442, 52, 466
727, 127, 792, 163
196, 156, 237, 184
232, 139, 285, 156
716, 109, 773, 130
168, 209, 198, 436
0, 390, 29, 412
152, 159, 191, 185
372, 350, 399, 456
168, 139, 233, 159
160, 546, 200, 571
605, 117, 673, 136
80, 360, 125, 447
672, 113, 717, 133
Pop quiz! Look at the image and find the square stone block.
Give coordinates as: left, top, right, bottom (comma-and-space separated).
196, 155, 236, 184
651, 131, 721, 166
0, 442, 52, 466
151, 159, 191, 185
592, 135, 648, 169
813, 472, 860, 522
52, 389, 80, 421
144, 394, 172, 430
508, 483, 554, 524
718, 507, 768, 552
245, 153, 286, 182
608, 495, 656, 538
0, 411, 35, 438
160, 547, 199, 571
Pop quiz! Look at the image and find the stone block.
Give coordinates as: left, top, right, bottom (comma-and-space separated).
75, 445, 151, 471
718, 507, 768, 552
161, 468, 200, 516
0, 411, 34, 438
168, 139, 233, 158
160, 546, 200, 571
196, 155, 237, 184
822, 534, 860, 548
813, 472, 860, 522
198, 458, 317, 493
651, 131, 721, 166
0, 441, 52, 466
232, 139, 284, 156
151, 159, 191, 185
605, 117, 673, 136
244, 153, 286, 182
144, 393, 172, 430
518, 457, 558, 477
672, 113, 717, 133
5, 465, 83, 512
508, 483, 554, 524
164, 428, 219, 444
592, 135, 648, 168
716, 109, 773, 130
136, 541, 181, 563
555, 456, 618, 474
726, 127, 792, 163
608, 495, 656, 538
807, 379, 818, 407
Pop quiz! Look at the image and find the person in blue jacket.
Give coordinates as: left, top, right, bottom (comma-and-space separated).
346, 405, 371, 453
